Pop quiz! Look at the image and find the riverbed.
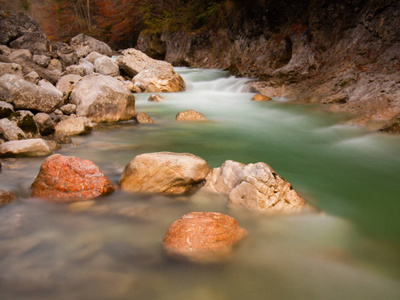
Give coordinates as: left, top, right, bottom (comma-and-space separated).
0, 68, 399, 299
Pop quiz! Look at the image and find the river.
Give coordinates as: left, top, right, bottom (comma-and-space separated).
0, 68, 399, 299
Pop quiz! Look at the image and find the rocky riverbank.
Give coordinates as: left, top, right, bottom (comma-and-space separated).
0, 10, 185, 157
139, 0, 400, 132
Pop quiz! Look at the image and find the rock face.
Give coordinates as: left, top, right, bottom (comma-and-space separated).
176, 110, 207, 121
120, 152, 210, 194
0, 138, 52, 157
31, 154, 115, 201
0, 74, 63, 113
70, 74, 135, 123
116, 48, 185, 92
54, 117, 93, 136
157, 0, 400, 131
203, 160, 308, 213
70, 34, 113, 58
162, 212, 247, 264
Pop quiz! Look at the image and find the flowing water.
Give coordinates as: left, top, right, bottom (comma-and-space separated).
1, 68, 400, 299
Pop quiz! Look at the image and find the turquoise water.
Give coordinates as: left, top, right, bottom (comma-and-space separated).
0, 68, 399, 299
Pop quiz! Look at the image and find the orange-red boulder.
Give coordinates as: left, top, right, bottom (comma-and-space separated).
162, 212, 247, 264
31, 154, 115, 201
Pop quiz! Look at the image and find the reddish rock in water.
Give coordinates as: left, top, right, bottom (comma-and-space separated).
162, 212, 247, 264
31, 154, 115, 201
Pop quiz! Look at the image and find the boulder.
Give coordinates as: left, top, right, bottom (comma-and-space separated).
124, 80, 141, 93
115, 48, 155, 77
51, 42, 78, 67
63, 65, 85, 77
94, 56, 119, 76
70, 34, 113, 58
85, 51, 104, 64
0, 62, 23, 77
0, 138, 52, 157
34, 112, 55, 135
24, 71, 40, 84
9, 32, 49, 54
0, 100, 14, 118
0, 189, 17, 206
120, 152, 210, 194
32, 54, 51, 67
162, 212, 247, 264
9, 110, 40, 139
31, 154, 115, 201
115, 49, 185, 92
54, 116, 93, 136
47, 58, 63, 73
60, 103, 77, 115
148, 94, 163, 102
133, 62, 186, 92
0, 10, 41, 45
38, 79, 63, 98
54, 133, 72, 144
0, 74, 63, 113
136, 112, 154, 124
79, 58, 94, 75
251, 94, 272, 101
0, 118, 26, 141
9, 49, 32, 62
0, 45, 12, 56
203, 160, 308, 214
176, 110, 207, 121
70, 74, 135, 123
56, 74, 82, 99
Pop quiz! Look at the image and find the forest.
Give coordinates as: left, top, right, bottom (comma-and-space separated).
0, 0, 255, 49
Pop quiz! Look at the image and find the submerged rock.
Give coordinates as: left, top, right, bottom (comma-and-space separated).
0, 138, 52, 157
176, 109, 208, 121
0, 189, 17, 206
136, 112, 154, 124
251, 94, 272, 101
148, 94, 163, 102
120, 152, 210, 194
203, 160, 310, 214
31, 154, 115, 201
162, 212, 247, 264
70, 74, 135, 123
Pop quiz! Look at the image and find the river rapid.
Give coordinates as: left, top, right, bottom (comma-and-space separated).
0, 68, 399, 300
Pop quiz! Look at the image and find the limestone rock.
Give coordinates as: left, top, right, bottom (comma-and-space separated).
94, 56, 119, 76
0, 118, 26, 141
56, 74, 82, 99
203, 160, 308, 214
85, 51, 104, 64
79, 58, 94, 75
70, 74, 135, 123
31, 154, 115, 201
133, 62, 185, 92
38, 79, 63, 98
51, 42, 78, 67
148, 94, 163, 102
0, 74, 63, 113
0, 10, 41, 45
0, 189, 17, 206
33, 54, 51, 67
115, 48, 155, 77
24, 71, 40, 84
9, 110, 40, 139
136, 112, 154, 124
0, 100, 14, 118
0, 62, 23, 77
55, 116, 93, 136
60, 104, 77, 115
47, 58, 63, 73
137, 30, 166, 60
33, 113, 55, 135
70, 34, 113, 58
63, 65, 85, 77
251, 94, 272, 101
9, 32, 49, 54
120, 152, 210, 194
0, 138, 52, 157
176, 110, 207, 121
162, 212, 247, 264
124, 80, 141, 93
